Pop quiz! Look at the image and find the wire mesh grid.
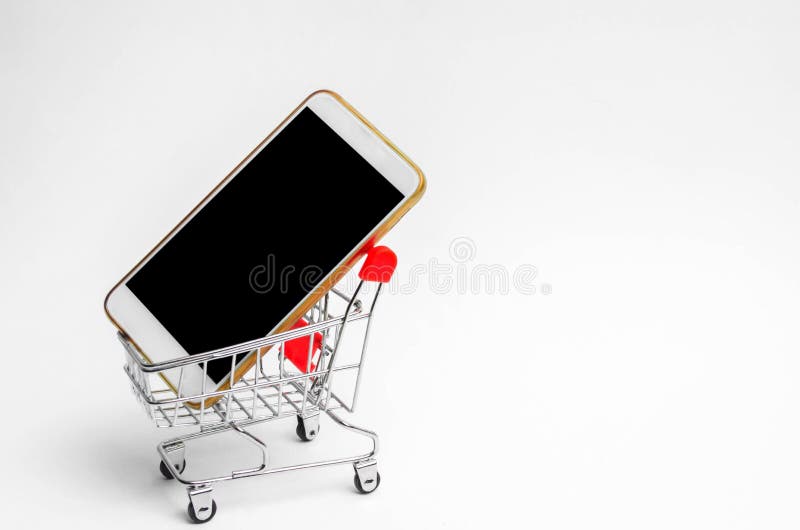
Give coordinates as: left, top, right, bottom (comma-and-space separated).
122, 285, 375, 428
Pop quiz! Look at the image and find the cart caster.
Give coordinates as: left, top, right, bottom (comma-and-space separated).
187, 486, 216, 523
159, 458, 186, 479
353, 460, 380, 494
296, 414, 320, 442
354, 471, 381, 494
188, 500, 217, 524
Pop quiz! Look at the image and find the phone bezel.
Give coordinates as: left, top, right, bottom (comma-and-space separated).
105, 90, 425, 403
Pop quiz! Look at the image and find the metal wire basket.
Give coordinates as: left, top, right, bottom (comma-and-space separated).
119, 246, 398, 523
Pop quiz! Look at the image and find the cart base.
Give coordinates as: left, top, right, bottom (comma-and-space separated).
157, 407, 380, 523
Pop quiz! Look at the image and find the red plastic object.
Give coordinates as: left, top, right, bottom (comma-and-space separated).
283, 318, 323, 373
358, 246, 397, 283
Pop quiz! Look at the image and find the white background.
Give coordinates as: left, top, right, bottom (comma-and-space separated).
2, 1, 799, 528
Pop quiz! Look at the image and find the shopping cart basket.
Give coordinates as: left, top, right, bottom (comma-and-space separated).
119, 246, 398, 523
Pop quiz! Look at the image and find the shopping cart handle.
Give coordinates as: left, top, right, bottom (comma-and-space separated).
358, 246, 397, 283
282, 318, 323, 373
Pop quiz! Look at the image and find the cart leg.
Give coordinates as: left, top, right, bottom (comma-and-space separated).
159, 441, 186, 479
353, 459, 381, 494
296, 412, 320, 442
187, 485, 216, 524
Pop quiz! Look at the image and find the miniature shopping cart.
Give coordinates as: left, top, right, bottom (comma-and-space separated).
120, 246, 398, 523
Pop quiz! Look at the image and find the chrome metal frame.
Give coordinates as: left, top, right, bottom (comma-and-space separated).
121, 280, 385, 523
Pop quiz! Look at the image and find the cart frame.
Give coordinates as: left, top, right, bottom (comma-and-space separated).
120, 247, 397, 523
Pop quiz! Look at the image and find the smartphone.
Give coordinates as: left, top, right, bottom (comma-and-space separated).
105, 90, 425, 407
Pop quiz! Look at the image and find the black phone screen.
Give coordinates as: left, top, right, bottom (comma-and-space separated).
126, 107, 403, 382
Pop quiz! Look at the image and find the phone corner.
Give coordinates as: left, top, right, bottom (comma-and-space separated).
306, 88, 343, 104
103, 284, 124, 332
413, 165, 427, 200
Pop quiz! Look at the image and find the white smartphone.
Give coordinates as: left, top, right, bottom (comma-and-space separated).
105, 90, 425, 406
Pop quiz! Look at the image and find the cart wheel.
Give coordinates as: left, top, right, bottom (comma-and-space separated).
354, 471, 381, 494
159, 459, 186, 479
188, 499, 217, 524
296, 415, 320, 442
